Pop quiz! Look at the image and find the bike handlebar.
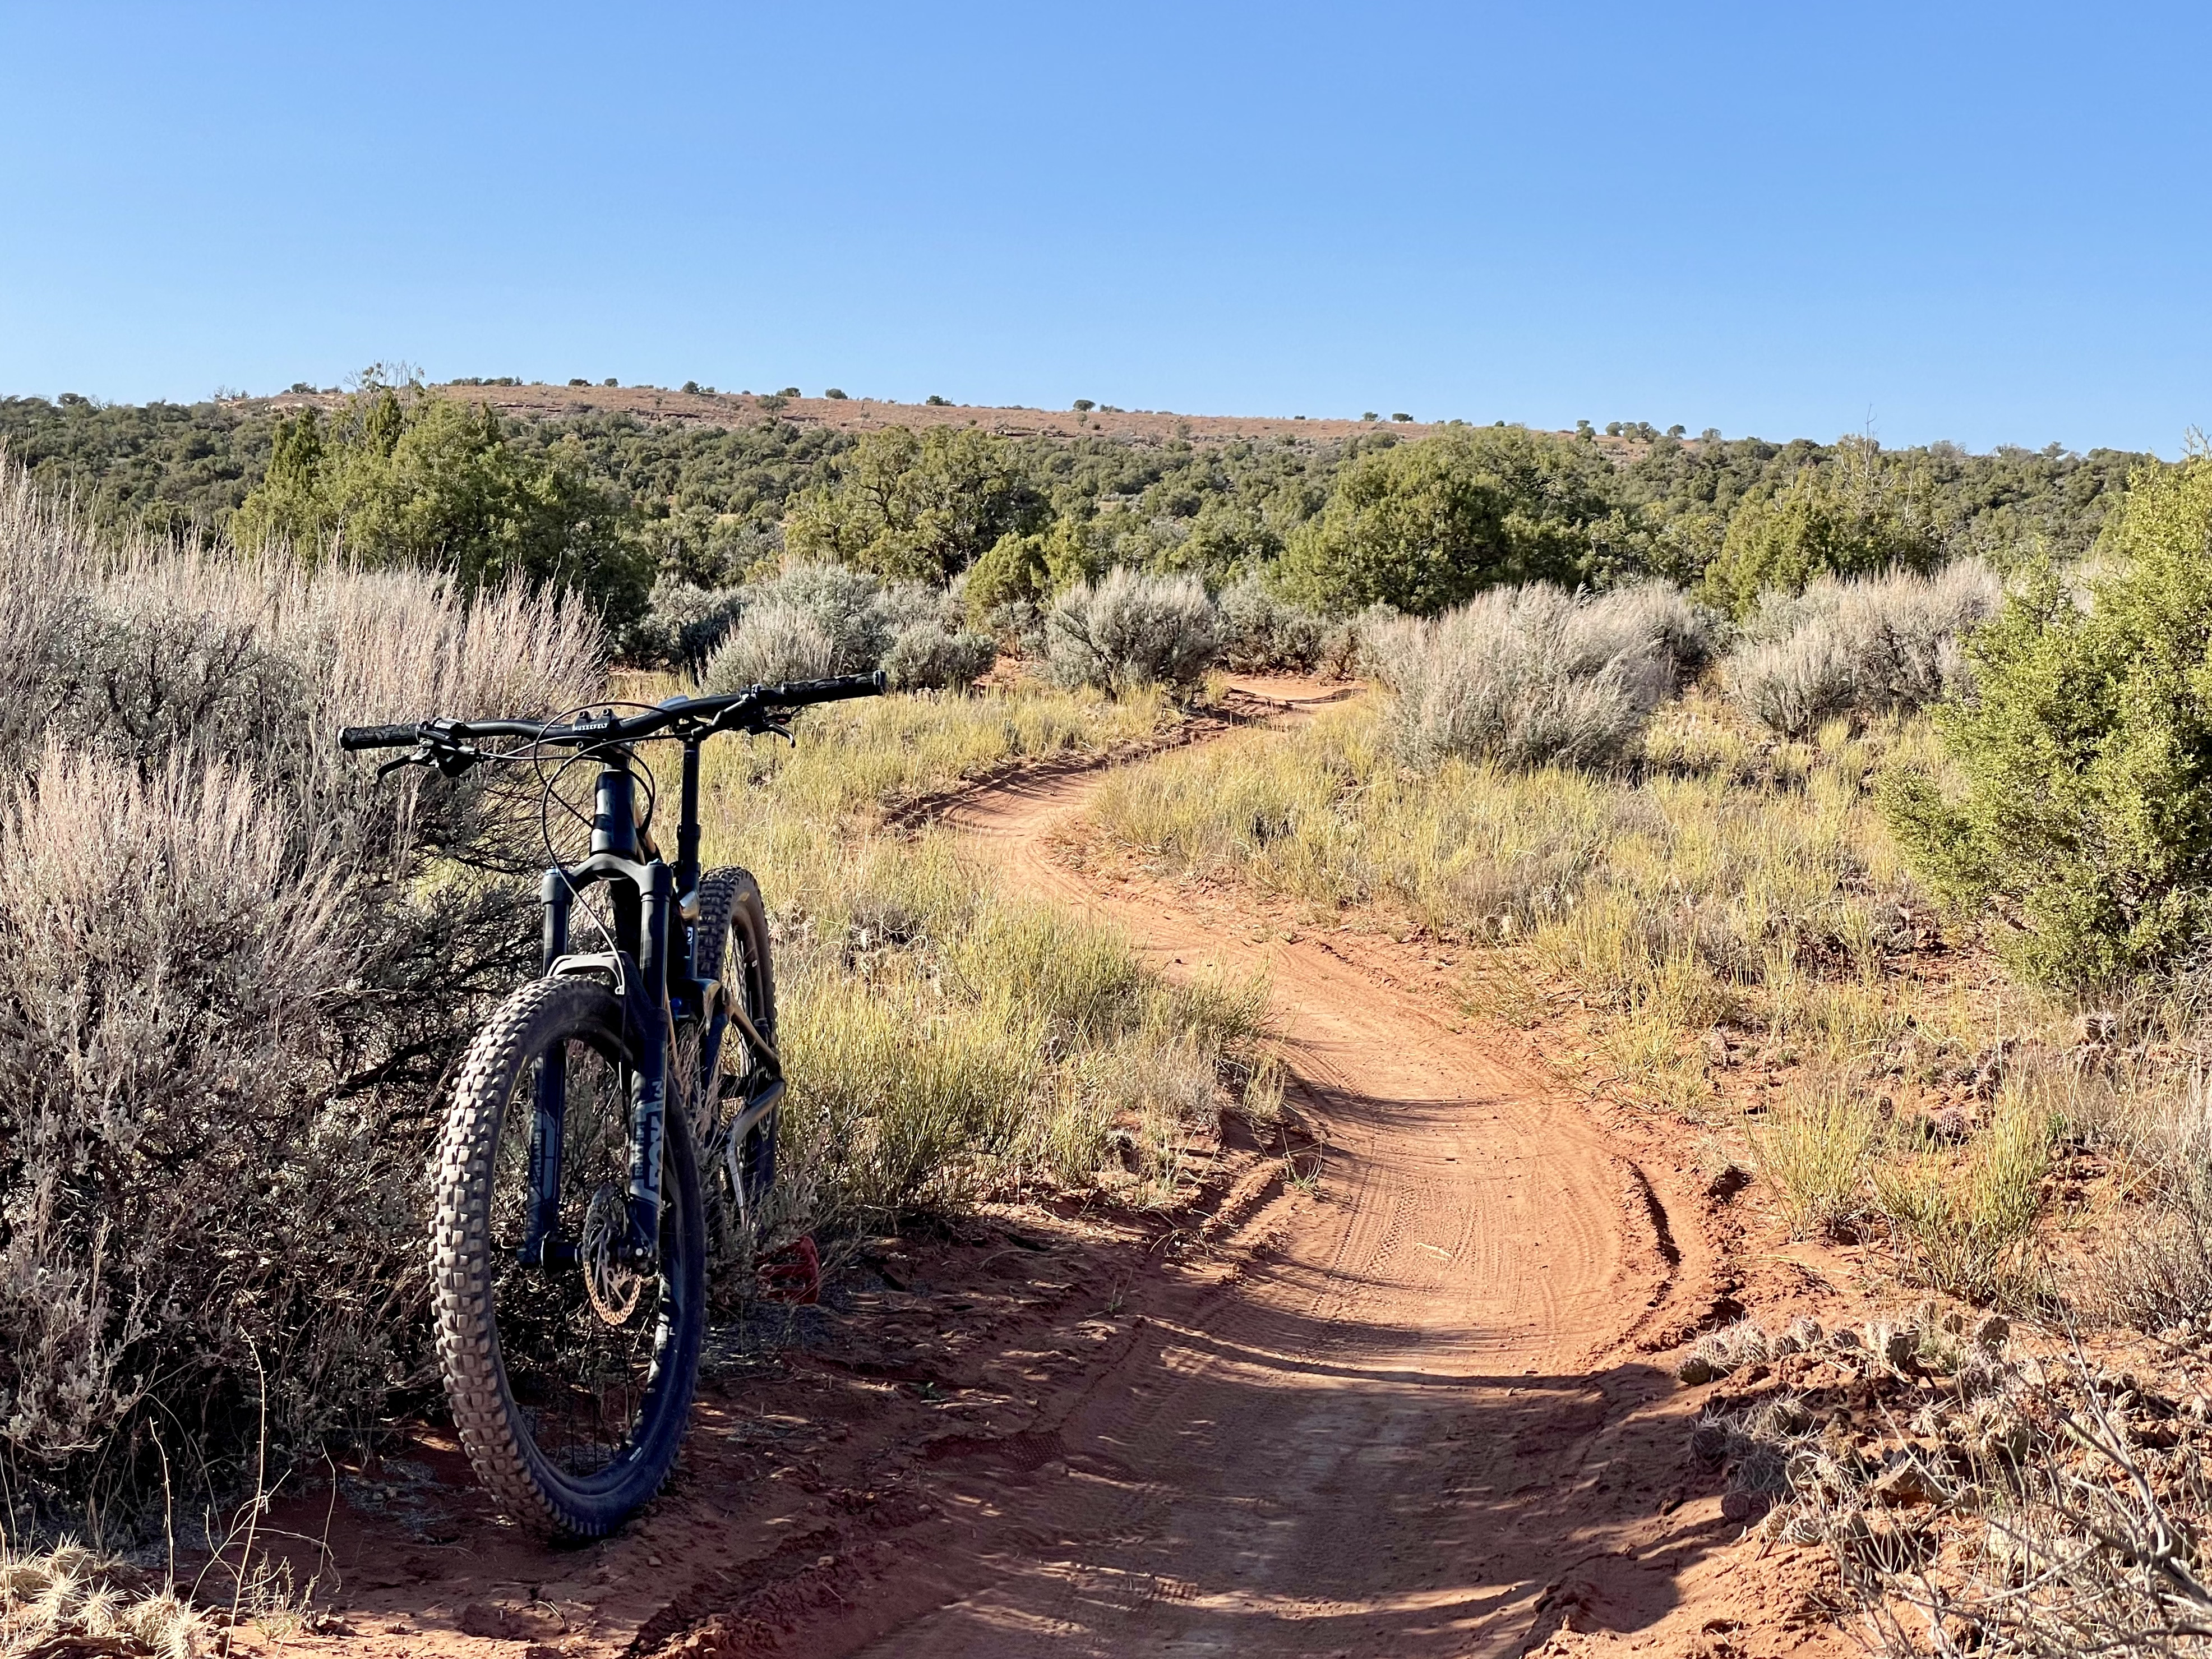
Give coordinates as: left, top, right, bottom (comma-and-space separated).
339, 722, 423, 752
339, 670, 888, 755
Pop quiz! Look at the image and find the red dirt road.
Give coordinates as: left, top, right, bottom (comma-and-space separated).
264, 689, 1847, 1659
844, 698, 1764, 1657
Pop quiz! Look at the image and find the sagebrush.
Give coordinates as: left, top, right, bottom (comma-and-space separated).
1045, 567, 1218, 692
1727, 559, 1998, 739
0, 464, 603, 1522
1368, 579, 1716, 768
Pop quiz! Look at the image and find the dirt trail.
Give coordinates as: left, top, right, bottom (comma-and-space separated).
266, 683, 1844, 1659
826, 684, 1761, 1657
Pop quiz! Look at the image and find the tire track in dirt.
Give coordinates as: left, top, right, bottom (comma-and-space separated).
839, 688, 1704, 1657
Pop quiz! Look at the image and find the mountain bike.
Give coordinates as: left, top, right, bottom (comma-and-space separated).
341, 670, 885, 1537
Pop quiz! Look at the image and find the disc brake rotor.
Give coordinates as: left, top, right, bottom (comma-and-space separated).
581, 1183, 646, 1325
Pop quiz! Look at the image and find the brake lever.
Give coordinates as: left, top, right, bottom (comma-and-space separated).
762, 718, 796, 748
375, 742, 483, 781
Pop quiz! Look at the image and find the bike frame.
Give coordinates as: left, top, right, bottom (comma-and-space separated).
341, 672, 880, 1273
520, 737, 781, 1272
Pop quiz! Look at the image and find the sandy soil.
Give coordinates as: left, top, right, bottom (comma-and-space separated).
254, 681, 1857, 1659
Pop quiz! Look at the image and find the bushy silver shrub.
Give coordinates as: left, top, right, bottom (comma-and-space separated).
1045, 568, 1218, 692
1371, 582, 1714, 768
627, 575, 747, 667
1315, 602, 1400, 681
703, 597, 841, 688
1588, 578, 1724, 676
882, 624, 996, 693
1726, 560, 1999, 738
0, 465, 602, 1520
1215, 577, 1326, 672
747, 561, 896, 668
697, 563, 967, 690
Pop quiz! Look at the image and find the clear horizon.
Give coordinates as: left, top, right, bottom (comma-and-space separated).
3, 2, 2206, 456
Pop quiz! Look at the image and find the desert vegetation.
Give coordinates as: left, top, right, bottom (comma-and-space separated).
2, 377, 2154, 653
1069, 450, 2212, 1654
7, 367, 2210, 1652
0, 460, 1260, 1557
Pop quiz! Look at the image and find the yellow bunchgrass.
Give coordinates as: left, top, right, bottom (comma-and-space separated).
642, 678, 1264, 1229
1872, 1089, 2054, 1307
1086, 688, 1947, 1093
1745, 1081, 1882, 1239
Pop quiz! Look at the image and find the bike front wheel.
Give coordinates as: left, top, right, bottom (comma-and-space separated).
432, 976, 705, 1537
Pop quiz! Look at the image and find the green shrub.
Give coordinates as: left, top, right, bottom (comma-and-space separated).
963, 517, 1095, 616
1882, 456, 2206, 988
784, 425, 1041, 580
1701, 439, 1942, 616
233, 384, 649, 622
1276, 423, 1608, 614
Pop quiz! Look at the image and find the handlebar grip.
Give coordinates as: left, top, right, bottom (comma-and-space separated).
760, 670, 888, 707
339, 722, 423, 752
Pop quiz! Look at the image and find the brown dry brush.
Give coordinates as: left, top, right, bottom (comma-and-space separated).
0, 464, 603, 1533
1687, 1308, 2212, 1657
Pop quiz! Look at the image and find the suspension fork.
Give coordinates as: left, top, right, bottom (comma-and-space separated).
625, 860, 675, 1262
521, 870, 573, 1268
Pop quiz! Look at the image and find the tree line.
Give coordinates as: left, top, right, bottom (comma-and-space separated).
0, 379, 2154, 631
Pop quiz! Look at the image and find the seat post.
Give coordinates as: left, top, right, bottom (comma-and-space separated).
675, 739, 702, 902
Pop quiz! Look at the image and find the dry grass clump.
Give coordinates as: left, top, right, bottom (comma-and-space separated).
1872, 1091, 2055, 1306
0, 464, 602, 1523
1045, 567, 1218, 691
1741, 1065, 2053, 1301
1748, 1084, 1885, 1240
1089, 691, 1936, 1075
1, 1541, 205, 1659
2064, 1054, 2212, 1338
1368, 580, 1719, 768
1726, 560, 1999, 739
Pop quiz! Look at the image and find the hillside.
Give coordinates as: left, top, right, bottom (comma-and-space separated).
251, 381, 1456, 448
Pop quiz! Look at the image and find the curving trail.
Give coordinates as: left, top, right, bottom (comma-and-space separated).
844, 684, 1719, 1658
264, 681, 1832, 1659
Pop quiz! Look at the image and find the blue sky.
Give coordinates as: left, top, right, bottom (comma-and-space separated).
2, 2, 2205, 453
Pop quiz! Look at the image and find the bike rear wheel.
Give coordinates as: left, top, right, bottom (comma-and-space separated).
688, 867, 781, 1238
432, 976, 705, 1537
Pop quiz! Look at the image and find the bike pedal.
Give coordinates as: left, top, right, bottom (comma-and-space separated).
758, 1234, 822, 1305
